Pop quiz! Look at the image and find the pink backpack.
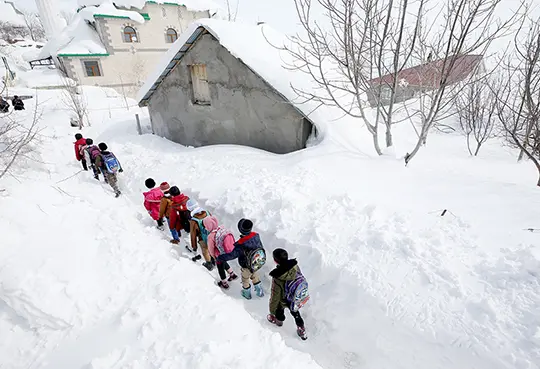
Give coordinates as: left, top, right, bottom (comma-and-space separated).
214, 226, 235, 254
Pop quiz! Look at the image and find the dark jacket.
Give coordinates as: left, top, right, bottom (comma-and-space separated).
12, 97, 24, 110
269, 259, 299, 315
234, 232, 264, 269
0, 99, 9, 112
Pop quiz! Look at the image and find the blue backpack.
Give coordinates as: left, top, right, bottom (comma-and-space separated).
284, 269, 310, 312
102, 152, 120, 174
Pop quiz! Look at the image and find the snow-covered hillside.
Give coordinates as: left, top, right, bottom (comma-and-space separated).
0, 69, 539, 369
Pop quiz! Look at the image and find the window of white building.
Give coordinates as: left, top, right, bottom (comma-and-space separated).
123, 26, 138, 43
166, 28, 178, 43
83, 60, 102, 77
190, 64, 211, 105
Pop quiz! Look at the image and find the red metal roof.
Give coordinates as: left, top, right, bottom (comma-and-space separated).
369, 54, 483, 88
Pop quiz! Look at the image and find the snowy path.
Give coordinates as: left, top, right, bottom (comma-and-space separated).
1, 87, 539, 368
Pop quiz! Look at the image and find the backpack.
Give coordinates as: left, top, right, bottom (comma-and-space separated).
87, 146, 101, 162
192, 215, 210, 244
214, 226, 235, 254
284, 269, 310, 312
102, 152, 120, 174
245, 247, 266, 272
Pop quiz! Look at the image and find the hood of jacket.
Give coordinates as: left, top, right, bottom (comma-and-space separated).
269, 259, 298, 280
236, 232, 263, 250
203, 215, 219, 232
144, 187, 163, 202
74, 138, 86, 146
171, 193, 189, 204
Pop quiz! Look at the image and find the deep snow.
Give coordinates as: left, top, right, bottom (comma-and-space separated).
1, 79, 539, 369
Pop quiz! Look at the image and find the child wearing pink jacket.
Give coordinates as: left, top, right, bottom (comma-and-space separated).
143, 178, 164, 228
203, 215, 238, 289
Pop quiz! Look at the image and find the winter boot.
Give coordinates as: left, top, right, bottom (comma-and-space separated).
217, 280, 229, 289
191, 255, 202, 262
254, 282, 264, 297
241, 287, 252, 300
228, 272, 238, 282
202, 261, 214, 271
170, 239, 180, 245
115, 191, 121, 198
297, 326, 307, 340
94, 174, 99, 181
267, 314, 283, 327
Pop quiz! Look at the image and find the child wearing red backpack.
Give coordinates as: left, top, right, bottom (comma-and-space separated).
168, 186, 190, 245
74, 133, 88, 171
203, 215, 238, 289
268, 248, 309, 340
143, 178, 164, 228
83, 138, 102, 181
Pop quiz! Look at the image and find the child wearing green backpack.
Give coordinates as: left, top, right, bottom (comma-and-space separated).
187, 199, 214, 271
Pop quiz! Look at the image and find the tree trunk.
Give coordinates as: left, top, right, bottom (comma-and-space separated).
385, 125, 393, 148
373, 131, 383, 155
474, 142, 481, 156
405, 134, 424, 165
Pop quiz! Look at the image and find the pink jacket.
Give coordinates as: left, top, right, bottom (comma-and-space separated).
143, 188, 164, 220
204, 216, 235, 258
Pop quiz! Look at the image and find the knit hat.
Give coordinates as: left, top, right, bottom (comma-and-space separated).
238, 218, 253, 235
160, 182, 170, 192
145, 178, 156, 189
98, 142, 108, 151
186, 199, 205, 216
272, 248, 288, 264
75, 133, 83, 140
202, 215, 219, 232
169, 186, 180, 196
85, 138, 93, 145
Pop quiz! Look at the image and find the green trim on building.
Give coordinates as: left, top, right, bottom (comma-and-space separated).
58, 53, 110, 58
146, 1, 185, 6
93, 13, 150, 20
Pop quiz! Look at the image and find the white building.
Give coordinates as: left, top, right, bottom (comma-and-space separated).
36, 0, 218, 97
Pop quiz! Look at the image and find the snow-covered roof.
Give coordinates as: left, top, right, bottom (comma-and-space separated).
77, 0, 220, 13
137, 19, 330, 136
0, 0, 25, 26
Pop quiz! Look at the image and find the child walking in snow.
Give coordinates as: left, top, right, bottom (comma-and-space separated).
143, 178, 164, 228
74, 133, 88, 171
234, 219, 265, 299
83, 138, 102, 181
158, 182, 180, 243
203, 215, 238, 289
268, 248, 309, 340
168, 186, 190, 245
95, 142, 123, 197
187, 199, 214, 271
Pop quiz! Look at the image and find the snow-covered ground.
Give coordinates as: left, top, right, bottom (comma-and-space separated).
1, 72, 539, 369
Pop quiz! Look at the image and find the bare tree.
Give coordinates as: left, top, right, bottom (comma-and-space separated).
0, 21, 27, 43
285, 0, 426, 155
21, 11, 46, 42
0, 97, 41, 181
61, 78, 89, 129
403, 0, 525, 164
493, 18, 540, 186
454, 78, 497, 156
225, 0, 240, 21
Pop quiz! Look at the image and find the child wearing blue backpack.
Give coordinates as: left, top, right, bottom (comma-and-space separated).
268, 248, 309, 340
95, 142, 123, 197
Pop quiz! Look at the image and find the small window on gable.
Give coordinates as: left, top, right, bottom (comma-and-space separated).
190, 64, 210, 105
166, 28, 178, 43
123, 26, 137, 43
380, 86, 391, 101
83, 60, 101, 77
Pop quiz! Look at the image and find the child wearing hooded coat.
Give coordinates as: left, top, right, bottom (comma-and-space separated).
158, 182, 181, 243
83, 138, 102, 180
187, 199, 214, 271
203, 215, 238, 289
268, 248, 308, 340
74, 133, 88, 171
168, 186, 190, 245
234, 219, 264, 299
143, 178, 164, 228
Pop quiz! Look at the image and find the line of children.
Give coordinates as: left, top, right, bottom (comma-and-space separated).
73, 134, 123, 197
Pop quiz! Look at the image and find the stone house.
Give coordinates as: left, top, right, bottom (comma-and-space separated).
35, 1, 217, 97
138, 20, 317, 154
367, 54, 485, 106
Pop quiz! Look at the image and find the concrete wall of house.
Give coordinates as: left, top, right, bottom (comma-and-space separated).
60, 3, 210, 97
147, 34, 313, 154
